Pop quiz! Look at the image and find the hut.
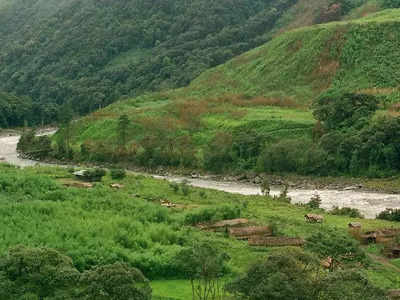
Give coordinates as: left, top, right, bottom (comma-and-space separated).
248, 236, 305, 247
391, 246, 400, 258
361, 228, 400, 244
387, 290, 400, 300
229, 226, 272, 240
348, 222, 362, 229
360, 232, 377, 244
305, 214, 324, 223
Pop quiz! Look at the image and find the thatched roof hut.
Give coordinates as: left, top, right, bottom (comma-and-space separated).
348, 222, 362, 229
387, 289, 400, 299
305, 214, 324, 223
361, 228, 400, 244
248, 236, 305, 247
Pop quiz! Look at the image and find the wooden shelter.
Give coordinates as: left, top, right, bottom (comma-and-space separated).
361, 228, 400, 244
388, 290, 400, 300
348, 222, 362, 229
305, 214, 324, 223
248, 236, 305, 247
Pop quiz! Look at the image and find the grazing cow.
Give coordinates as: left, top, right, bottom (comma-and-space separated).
305, 214, 324, 223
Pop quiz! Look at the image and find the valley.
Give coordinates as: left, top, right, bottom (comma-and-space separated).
2, 0, 400, 299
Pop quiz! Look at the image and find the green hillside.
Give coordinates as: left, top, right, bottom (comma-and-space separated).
0, 0, 298, 125
0, 0, 376, 126
44, 9, 400, 177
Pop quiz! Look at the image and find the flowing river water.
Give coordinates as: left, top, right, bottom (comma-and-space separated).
1, 132, 400, 219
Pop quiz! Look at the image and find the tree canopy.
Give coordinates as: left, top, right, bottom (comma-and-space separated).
0, 0, 298, 125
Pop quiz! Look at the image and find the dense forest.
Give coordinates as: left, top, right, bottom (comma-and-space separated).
0, 0, 298, 126
0, 0, 377, 127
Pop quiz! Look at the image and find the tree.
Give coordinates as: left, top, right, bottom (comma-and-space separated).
57, 105, 74, 158
175, 241, 230, 300
226, 248, 320, 300
319, 270, 386, 300
79, 263, 152, 300
382, 0, 400, 8
117, 114, 130, 149
0, 246, 79, 299
227, 248, 384, 300
260, 178, 270, 196
313, 91, 378, 130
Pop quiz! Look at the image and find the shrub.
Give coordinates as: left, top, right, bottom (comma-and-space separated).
80, 169, 107, 182
382, 0, 400, 8
180, 180, 191, 196
376, 208, 400, 222
330, 206, 364, 218
226, 248, 320, 300
79, 263, 152, 300
169, 182, 180, 193
0, 246, 80, 299
184, 205, 241, 225
307, 194, 322, 209
110, 168, 126, 180
174, 240, 230, 300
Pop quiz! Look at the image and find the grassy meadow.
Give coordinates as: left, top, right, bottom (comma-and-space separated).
0, 163, 400, 298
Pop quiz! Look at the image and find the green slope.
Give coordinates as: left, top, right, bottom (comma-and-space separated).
0, 164, 399, 298
184, 8, 400, 102
0, 0, 377, 126
56, 9, 400, 174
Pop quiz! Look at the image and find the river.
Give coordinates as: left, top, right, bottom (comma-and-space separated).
1, 132, 400, 219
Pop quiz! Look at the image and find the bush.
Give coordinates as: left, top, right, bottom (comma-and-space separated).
0, 246, 80, 299
184, 205, 241, 225
174, 240, 230, 299
376, 208, 400, 222
169, 182, 180, 193
110, 168, 126, 180
80, 169, 107, 182
180, 180, 191, 196
382, 0, 400, 8
330, 206, 364, 218
79, 263, 152, 300
226, 248, 320, 300
307, 194, 322, 209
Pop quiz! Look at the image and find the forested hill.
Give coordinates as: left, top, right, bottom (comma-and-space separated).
0, 0, 370, 126
39, 8, 400, 177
